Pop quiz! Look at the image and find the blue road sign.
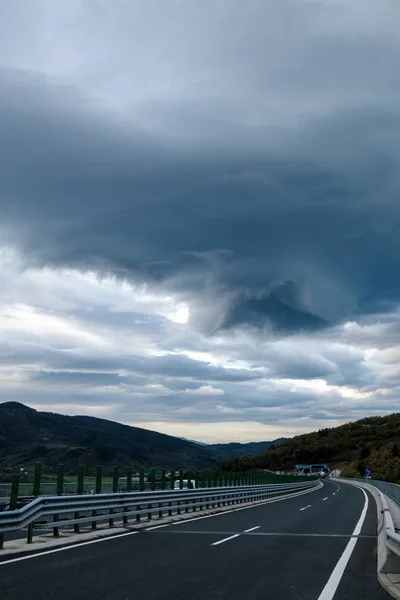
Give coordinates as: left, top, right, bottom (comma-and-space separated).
365, 468, 371, 479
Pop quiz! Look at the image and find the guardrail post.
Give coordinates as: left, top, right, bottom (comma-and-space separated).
126, 468, 132, 492
139, 469, 145, 492
161, 469, 166, 490
202, 471, 206, 488
207, 471, 211, 488
54, 513, 59, 537
213, 471, 218, 488
96, 465, 102, 494
113, 466, 119, 493
56, 464, 64, 495
109, 508, 114, 527
170, 469, 175, 490
27, 522, 34, 543
33, 462, 42, 497
77, 465, 84, 494
179, 470, 184, 490
150, 469, 156, 491
10, 474, 19, 510
188, 471, 193, 489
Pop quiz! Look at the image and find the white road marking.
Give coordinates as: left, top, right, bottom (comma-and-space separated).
300, 505, 312, 511
317, 487, 368, 600
323, 497, 328, 501
244, 526, 260, 533
171, 482, 323, 526
332, 493, 336, 496
145, 524, 169, 531
0, 531, 139, 566
211, 534, 240, 546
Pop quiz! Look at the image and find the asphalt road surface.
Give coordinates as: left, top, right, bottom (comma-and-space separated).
0, 480, 389, 599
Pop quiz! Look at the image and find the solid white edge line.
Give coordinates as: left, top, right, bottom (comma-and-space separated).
145, 524, 169, 531
171, 482, 323, 526
244, 526, 260, 533
211, 534, 240, 546
316, 486, 369, 600
0, 531, 139, 566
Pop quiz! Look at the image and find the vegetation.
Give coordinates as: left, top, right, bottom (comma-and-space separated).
0, 402, 218, 472
206, 439, 287, 460
221, 414, 400, 484
0, 402, 285, 474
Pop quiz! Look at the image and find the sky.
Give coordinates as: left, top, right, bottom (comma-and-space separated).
1, 0, 400, 443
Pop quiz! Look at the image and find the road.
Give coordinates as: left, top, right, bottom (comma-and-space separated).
0, 480, 389, 599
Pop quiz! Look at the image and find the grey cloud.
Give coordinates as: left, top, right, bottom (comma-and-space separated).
1, 69, 400, 335
0, 338, 261, 383
1, 1, 400, 436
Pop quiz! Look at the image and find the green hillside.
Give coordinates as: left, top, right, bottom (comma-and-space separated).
221, 413, 400, 483
207, 439, 287, 460
0, 402, 218, 473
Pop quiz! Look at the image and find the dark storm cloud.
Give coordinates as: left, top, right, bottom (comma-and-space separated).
1, 67, 400, 336
1, 0, 400, 438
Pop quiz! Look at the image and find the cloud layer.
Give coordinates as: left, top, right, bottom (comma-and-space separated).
0, 1, 400, 441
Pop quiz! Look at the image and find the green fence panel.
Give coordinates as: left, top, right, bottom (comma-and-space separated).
187, 471, 193, 489
10, 474, 19, 510
77, 464, 84, 494
126, 468, 132, 492
32, 462, 42, 497
113, 466, 119, 493
161, 469, 166, 490
139, 469, 145, 491
150, 468, 156, 491
56, 464, 64, 496
96, 465, 102, 494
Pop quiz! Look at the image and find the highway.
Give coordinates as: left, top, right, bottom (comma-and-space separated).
0, 480, 390, 599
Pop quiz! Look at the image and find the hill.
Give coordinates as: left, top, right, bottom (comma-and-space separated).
0, 402, 218, 473
207, 439, 287, 461
221, 413, 400, 483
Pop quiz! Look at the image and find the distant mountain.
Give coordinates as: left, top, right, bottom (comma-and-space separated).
207, 439, 288, 460
176, 437, 210, 446
0, 402, 218, 473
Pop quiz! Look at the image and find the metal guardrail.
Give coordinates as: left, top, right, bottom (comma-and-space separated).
0, 480, 319, 549
364, 479, 400, 507
339, 477, 400, 507
338, 477, 400, 572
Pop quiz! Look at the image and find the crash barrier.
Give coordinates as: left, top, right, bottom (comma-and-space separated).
0, 479, 320, 549
338, 478, 400, 597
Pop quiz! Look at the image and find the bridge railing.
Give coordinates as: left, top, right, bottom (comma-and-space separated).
337, 477, 400, 587
0, 463, 316, 511
0, 479, 320, 549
